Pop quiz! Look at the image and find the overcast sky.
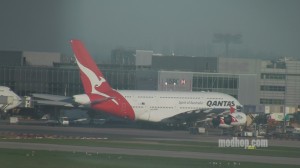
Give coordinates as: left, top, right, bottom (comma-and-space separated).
0, 0, 300, 62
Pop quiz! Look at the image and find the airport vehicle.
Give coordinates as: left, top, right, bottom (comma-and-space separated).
33, 40, 243, 126
45, 117, 70, 126
0, 86, 22, 118
59, 117, 69, 126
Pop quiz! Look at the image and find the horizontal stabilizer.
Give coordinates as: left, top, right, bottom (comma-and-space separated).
32, 94, 70, 101
90, 97, 115, 105
34, 100, 74, 107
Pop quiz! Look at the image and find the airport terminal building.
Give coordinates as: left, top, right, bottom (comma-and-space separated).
0, 50, 299, 114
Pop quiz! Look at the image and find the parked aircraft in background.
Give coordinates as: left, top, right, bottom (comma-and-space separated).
33, 40, 244, 126
0, 86, 22, 118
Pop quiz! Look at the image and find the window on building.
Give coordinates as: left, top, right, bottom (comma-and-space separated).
261, 73, 286, 80
192, 75, 238, 91
260, 99, 284, 105
260, 85, 285, 91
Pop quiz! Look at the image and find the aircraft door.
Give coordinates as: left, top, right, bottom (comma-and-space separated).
137, 101, 151, 121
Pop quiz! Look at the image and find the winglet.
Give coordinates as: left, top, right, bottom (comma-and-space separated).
70, 39, 112, 94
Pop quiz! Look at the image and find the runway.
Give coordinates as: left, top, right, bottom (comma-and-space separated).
0, 141, 299, 165
0, 124, 299, 147
0, 123, 300, 165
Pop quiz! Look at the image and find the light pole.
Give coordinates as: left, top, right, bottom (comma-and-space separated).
283, 59, 287, 133
213, 33, 242, 57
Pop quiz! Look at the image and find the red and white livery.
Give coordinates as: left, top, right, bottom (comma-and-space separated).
69, 39, 244, 123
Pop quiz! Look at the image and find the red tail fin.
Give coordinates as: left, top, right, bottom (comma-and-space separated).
70, 39, 112, 94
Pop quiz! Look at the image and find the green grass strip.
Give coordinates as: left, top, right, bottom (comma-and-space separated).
0, 148, 299, 168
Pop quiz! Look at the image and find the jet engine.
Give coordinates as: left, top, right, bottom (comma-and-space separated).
212, 116, 221, 127
224, 115, 232, 125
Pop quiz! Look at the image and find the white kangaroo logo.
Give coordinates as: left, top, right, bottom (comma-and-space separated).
75, 57, 119, 105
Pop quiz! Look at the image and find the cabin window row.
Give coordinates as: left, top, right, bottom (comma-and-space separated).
160, 97, 203, 99
150, 106, 173, 109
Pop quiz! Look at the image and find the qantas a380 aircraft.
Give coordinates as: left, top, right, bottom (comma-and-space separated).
34, 40, 245, 126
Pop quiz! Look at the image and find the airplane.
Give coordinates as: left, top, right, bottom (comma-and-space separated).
33, 39, 245, 126
0, 86, 22, 118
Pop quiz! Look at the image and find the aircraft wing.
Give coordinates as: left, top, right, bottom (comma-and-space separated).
197, 117, 213, 123
161, 108, 230, 124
